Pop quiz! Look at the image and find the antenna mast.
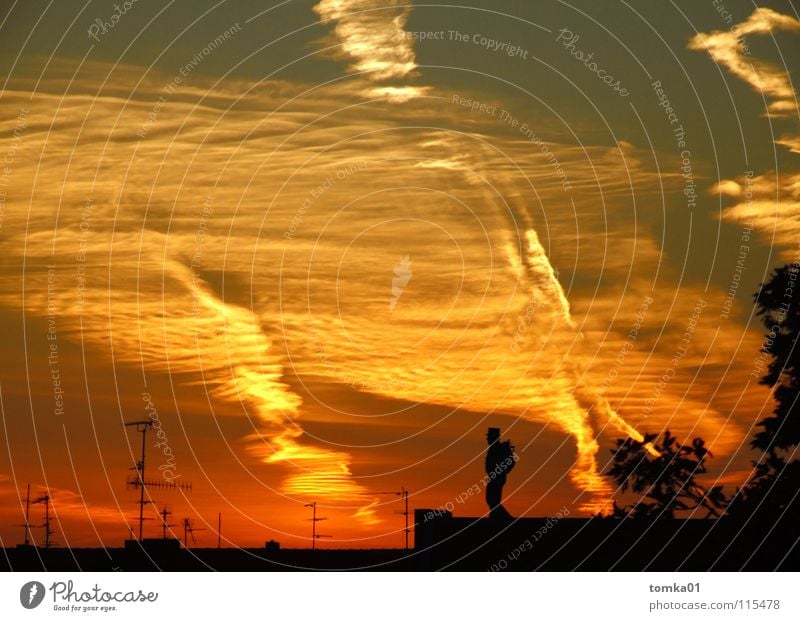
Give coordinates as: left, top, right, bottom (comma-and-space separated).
182, 518, 206, 548
159, 506, 175, 539
20, 483, 31, 546
32, 492, 55, 549
304, 501, 330, 550
124, 419, 191, 541
369, 487, 410, 549
125, 420, 152, 541
400, 487, 409, 550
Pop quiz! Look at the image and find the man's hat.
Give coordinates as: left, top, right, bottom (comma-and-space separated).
486, 427, 501, 437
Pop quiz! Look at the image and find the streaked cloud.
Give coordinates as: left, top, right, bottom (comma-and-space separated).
0, 29, 773, 524
715, 171, 800, 256
692, 8, 800, 257
313, 0, 419, 84
688, 7, 800, 118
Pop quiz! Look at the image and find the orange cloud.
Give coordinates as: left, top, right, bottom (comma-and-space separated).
313, 0, 419, 82
688, 8, 800, 118
0, 49, 768, 519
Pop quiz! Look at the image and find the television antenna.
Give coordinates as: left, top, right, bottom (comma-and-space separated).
369, 487, 410, 549
158, 506, 175, 540
182, 518, 206, 548
19, 483, 32, 546
32, 492, 56, 549
124, 420, 191, 540
304, 501, 330, 550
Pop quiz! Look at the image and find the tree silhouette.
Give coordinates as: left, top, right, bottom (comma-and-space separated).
605, 265, 799, 521
606, 431, 727, 519
728, 264, 800, 519
750, 264, 800, 451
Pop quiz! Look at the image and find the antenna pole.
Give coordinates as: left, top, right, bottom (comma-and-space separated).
124, 420, 156, 541
139, 422, 147, 540
181, 517, 204, 548
311, 502, 316, 550
403, 487, 409, 550
23, 483, 31, 546
44, 495, 50, 549
217, 512, 221, 549
159, 506, 173, 539
367, 487, 410, 549
32, 492, 54, 548
305, 501, 328, 550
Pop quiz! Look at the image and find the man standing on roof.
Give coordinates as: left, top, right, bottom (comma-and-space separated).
485, 427, 516, 521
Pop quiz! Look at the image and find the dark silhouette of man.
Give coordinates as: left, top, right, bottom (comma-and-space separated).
485, 427, 514, 520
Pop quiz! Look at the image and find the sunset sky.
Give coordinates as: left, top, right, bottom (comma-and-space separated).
1, 0, 799, 549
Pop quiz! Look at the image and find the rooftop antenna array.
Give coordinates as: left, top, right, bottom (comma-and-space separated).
124, 420, 191, 541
